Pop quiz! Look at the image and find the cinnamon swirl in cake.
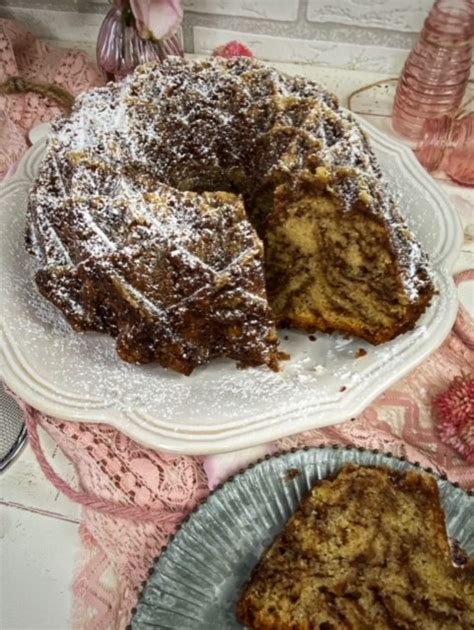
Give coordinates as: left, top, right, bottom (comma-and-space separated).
238, 465, 474, 629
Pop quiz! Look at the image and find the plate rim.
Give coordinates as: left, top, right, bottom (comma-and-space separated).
0, 119, 464, 454
0, 272, 458, 455
130, 444, 473, 628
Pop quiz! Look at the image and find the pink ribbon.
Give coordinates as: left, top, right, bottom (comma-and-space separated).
23, 405, 182, 525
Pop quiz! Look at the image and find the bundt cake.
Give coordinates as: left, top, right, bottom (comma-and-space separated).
27, 56, 434, 374
237, 465, 474, 629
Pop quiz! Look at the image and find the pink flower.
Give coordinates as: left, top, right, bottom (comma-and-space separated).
130, 0, 182, 41
212, 41, 254, 59
435, 375, 474, 463
203, 443, 274, 490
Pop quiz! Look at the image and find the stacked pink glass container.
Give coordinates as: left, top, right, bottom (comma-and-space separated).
392, 0, 473, 141
415, 112, 474, 185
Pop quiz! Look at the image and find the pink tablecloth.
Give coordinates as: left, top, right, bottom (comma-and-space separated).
2, 18, 473, 630
0, 18, 103, 179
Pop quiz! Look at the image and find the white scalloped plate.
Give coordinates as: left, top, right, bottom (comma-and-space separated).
0, 116, 463, 454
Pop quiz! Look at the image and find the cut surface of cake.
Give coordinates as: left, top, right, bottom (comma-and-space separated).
27, 56, 435, 372
237, 465, 474, 629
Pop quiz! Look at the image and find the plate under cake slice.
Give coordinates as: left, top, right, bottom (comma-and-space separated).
237, 465, 474, 630
31, 183, 280, 375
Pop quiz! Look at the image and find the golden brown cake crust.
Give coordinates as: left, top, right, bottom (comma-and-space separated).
237, 465, 474, 630
31, 185, 280, 374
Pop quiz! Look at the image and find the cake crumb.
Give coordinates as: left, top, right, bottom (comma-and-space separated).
356, 348, 368, 358
237, 465, 474, 629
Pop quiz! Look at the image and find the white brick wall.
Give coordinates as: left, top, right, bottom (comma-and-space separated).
194, 26, 409, 73
0, 0, 431, 72
307, 0, 433, 32
0, 7, 103, 43
184, 0, 299, 22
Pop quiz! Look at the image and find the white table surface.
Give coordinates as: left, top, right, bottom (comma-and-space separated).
1, 53, 473, 630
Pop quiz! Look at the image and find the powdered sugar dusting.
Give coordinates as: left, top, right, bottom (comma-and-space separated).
27, 56, 432, 375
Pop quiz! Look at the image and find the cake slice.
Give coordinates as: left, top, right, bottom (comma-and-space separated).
237, 465, 474, 629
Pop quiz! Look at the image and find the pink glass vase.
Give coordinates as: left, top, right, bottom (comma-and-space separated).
415, 113, 474, 186
96, 0, 183, 82
392, 0, 474, 141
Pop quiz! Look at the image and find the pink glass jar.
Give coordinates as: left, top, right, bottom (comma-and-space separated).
415, 112, 474, 186
392, 0, 474, 141
96, 0, 183, 82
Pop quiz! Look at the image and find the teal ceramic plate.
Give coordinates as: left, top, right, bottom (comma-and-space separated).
131, 446, 473, 629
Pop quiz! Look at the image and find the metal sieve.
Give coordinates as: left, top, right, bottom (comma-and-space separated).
0, 382, 27, 471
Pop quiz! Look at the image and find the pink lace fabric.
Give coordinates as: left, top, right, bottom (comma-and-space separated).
13, 307, 473, 630
24, 411, 209, 630
0, 18, 103, 180
2, 18, 473, 630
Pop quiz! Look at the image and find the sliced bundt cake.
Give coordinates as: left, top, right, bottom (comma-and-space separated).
238, 465, 474, 629
27, 56, 434, 372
